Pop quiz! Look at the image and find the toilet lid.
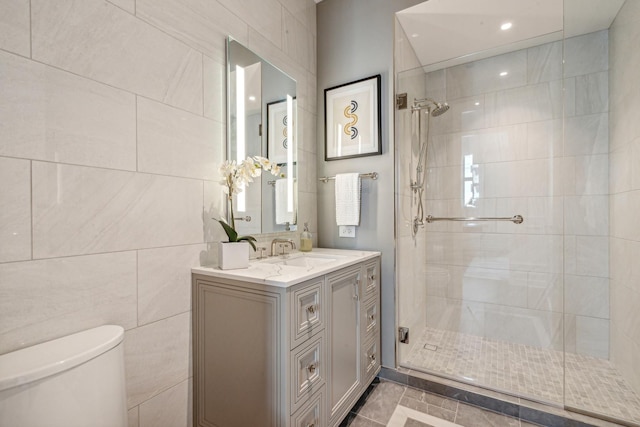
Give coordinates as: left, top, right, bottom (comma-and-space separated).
0, 325, 124, 391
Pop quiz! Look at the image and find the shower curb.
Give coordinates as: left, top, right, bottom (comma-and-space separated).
378, 367, 631, 427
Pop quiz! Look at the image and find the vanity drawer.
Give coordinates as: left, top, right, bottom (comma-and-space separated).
362, 259, 380, 301
290, 278, 325, 349
291, 331, 326, 414
362, 338, 380, 384
291, 389, 325, 427
362, 298, 379, 343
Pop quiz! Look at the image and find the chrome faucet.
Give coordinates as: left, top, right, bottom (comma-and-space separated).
271, 238, 296, 256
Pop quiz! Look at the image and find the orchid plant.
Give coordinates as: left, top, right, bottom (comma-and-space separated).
216, 156, 283, 250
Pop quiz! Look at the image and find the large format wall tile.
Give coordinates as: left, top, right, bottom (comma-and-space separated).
138, 244, 206, 326
124, 312, 191, 408
0, 51, 136, 170
575, 71, 609, 116
31, 0, 203, 114
485, 82, 560, 127
564, 113, 608, 156
564, 30, 608, 78
564, 195, 609, 236
32, 162, 203, 258
564, 275, 609, 318
217, 0, 282, 50
107, 0, 135, 14
446, 50, 527, 99
527, 41, 562, 84
137, 97, 223, 180
0, 251, 137, 353
139, 379, 192, 427
203, 56, 225, 123
0, 157, 30, 262
283, 9, 313, 73
136, 0, 248, 60
0, 0, 30, 57
564, 235, 609, 278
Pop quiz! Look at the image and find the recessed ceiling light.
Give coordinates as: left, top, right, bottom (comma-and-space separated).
475, 102, 480, 106
501, 22, 512, 31
499, 71, 509, 77
248, 95, 256, 101
411, 33, 419, 38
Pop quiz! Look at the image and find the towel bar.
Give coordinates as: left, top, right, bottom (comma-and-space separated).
425, 215, 524, 224
319, 172, 378, 183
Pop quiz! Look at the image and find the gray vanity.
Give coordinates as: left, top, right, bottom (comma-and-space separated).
192, 249, 381, 427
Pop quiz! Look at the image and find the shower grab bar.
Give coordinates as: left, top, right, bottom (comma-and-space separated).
425, 215, 524, 224
319, 172, 379, 183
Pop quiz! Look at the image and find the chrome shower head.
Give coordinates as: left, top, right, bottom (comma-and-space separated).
430, 102, 450, 117
412, 98, 450, 117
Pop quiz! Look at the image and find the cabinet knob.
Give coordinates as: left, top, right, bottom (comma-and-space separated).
369, 353, 376, 362
306, 304, 317, 314
369, 274, 376, 281
369, 314, 375, 322
305, 423, 315, 427
307, 363, 317, 374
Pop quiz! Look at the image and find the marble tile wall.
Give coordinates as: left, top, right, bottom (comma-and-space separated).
0, 1, 317, 426
417, 31, 610, 357
609, 0, 640, 395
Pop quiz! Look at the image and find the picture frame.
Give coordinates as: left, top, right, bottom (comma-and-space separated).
267, 98, 297, 165
324, 74, 381, 161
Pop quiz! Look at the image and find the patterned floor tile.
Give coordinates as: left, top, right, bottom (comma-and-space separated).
403, 327, 640, 424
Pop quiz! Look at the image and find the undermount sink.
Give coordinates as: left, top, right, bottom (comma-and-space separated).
261, 253, 345, 268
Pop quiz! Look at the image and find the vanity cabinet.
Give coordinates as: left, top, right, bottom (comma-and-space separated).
192, 256, 380, 427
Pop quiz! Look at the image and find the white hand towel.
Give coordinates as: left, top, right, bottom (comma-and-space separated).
275, 178, 297, 225
335, 173, 361, 226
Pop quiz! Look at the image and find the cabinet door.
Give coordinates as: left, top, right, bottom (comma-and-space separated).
194, 280, 281, 427
327, 267, 361, 423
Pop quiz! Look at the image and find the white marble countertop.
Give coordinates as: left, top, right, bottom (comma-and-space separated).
191, 248, 380, 288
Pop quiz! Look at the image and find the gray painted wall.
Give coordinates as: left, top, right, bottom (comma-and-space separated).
316, 0, 422, 367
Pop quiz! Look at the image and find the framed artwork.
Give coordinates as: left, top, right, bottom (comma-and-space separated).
267, 98, 296, 165
324, 74, 381, 161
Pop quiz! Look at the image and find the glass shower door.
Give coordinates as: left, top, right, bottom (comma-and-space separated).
395, 42, 566, 406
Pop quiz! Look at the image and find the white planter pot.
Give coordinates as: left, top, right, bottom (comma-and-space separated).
218, 241, 250, 270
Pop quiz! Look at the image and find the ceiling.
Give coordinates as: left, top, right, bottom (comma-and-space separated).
396, 0, 625, 71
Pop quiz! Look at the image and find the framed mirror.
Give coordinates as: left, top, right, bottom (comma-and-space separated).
227, 37, 298, 235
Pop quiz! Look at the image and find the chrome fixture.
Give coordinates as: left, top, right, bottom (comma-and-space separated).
271, 238, 296, 256
256, 246, 268, 259
409, 97, 450, 238
411, 97, 450, 116
319, 172, 379, 183
425, 215, 524, 224
234, 215, 251, 222
396, 93, 408, 109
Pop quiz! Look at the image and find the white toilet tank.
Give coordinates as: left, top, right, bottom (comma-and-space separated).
0, 325, 127, 427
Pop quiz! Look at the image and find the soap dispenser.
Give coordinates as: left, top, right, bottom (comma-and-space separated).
300, 222, 313, 252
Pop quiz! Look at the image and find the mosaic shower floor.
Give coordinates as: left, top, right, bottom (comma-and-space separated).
404, 327, 640, 424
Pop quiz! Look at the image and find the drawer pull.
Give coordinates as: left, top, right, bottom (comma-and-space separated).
369, 274, 376, 281
369, 314, 375, 322
305, 423, 316, 427
307, 363, 317, 374
369, 353, 376, 362
306, 304, 317, 314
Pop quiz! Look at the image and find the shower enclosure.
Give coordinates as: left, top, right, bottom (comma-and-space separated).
394, 1, 640, 425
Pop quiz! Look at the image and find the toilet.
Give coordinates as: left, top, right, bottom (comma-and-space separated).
0, 325, 127, 427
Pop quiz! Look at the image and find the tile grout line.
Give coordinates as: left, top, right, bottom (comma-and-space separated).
29, 0, 32, 59
29, 160, 33, 261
